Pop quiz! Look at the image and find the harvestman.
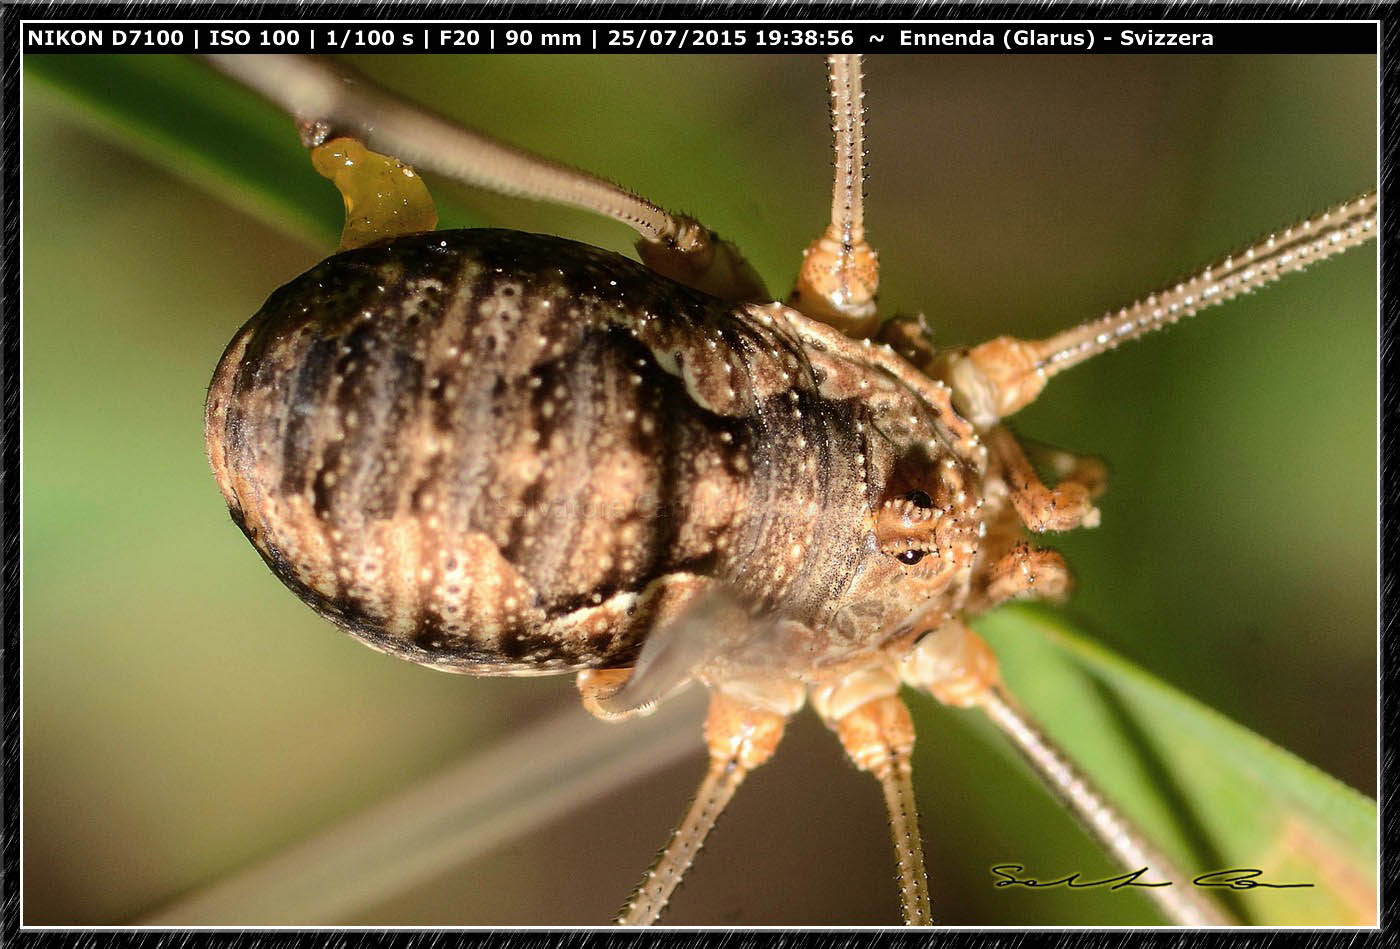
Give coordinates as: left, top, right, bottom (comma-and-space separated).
202, 53, 1377, 926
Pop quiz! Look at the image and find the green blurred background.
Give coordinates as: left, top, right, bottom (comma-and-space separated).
22, 53, 1376, 925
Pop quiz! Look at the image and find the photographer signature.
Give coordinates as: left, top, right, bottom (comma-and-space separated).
991, 864, 1314, 891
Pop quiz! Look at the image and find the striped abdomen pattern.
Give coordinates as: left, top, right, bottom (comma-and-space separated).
206, 230, 887, 675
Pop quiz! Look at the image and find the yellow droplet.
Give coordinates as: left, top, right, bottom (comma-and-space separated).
310, 137, 438, 251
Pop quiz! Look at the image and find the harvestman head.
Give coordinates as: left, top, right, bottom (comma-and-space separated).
203, 52, 1376, 926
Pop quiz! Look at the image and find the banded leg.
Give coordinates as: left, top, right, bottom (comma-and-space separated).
812, 667, 931, 925
900, 621, 1234, 926
615, 689, 791, 925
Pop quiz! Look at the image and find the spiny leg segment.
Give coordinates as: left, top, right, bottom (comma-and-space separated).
812, 667, 932, 925
900, 621, 1234, 927
790, 53, 882, 337
977, 542, 1073, 612
941, 190, 1378, 426
1032, 190, 1378, 379
792, 53, 935, 925
924, 190, 1376, 923
976, 683, 1232, 926
613, 690, 790, 926
897, 442, 1235, 925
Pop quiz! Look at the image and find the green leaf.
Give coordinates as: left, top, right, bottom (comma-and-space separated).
973, 605, 1376, 926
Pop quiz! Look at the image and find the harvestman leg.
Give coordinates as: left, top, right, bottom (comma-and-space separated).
579, 685, 796, 926
789, 54, 882, 337
942, 192, 1378, 427
932, 198, 1376, 916
906, 193, 1379, 924
920, 434, 1233, 924
791, 54, 936, 925
811, 667, 932, 924
574, 587, 804, 926
200, 54, 768, 303
900, 620, 1234, 926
